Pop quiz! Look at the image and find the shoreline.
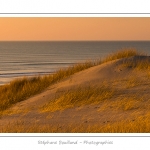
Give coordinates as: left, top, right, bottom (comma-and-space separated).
0, 72, 54, 86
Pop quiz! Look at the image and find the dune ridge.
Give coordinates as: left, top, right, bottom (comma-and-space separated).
0, 49, 150, 133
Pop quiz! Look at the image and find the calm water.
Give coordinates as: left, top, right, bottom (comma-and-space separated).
0, 41, 150, 85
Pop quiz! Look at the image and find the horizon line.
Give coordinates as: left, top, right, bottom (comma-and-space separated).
0, 40, 150, 42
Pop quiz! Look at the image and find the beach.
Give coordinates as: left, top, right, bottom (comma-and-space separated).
0, 49, 150, 132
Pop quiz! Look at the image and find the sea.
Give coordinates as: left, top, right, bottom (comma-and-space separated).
0, 41, 150, 85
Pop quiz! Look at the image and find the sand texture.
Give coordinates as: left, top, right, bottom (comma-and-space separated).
0, 55, 150, 132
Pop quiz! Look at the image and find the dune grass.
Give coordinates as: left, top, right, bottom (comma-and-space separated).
102, 48, 142, 63
42, 84, 114, 112
1, 92, 149, 133
99, 95, 143, 112
1, 93, 150, 133
41, 82, 146, 113
1, 48, 150, 133
0, 49, 143, 112
1, 113, 150, 133
103, 48, 150, 72
125, 77, 142, 88
122, 56, 150, 70
0, 61, 98, 112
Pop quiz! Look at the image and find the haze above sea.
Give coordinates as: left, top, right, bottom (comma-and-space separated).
0, 41, 150, 85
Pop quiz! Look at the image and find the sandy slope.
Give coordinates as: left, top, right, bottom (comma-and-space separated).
0, 56, 150, 132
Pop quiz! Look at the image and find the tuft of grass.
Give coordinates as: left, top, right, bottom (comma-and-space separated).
102, 48, 141, 63
42, 85, 114, 112
122, 56, 150, 71
98, 94, 143, 112
0, 76, 50, 111
116, 96, 140, 111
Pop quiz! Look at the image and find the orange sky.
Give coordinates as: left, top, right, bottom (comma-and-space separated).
0, 18, 150, 41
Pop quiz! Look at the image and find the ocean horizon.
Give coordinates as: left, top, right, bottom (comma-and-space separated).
0, 41, 150, 85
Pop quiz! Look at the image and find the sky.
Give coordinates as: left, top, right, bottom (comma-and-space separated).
0, 17, 150, 41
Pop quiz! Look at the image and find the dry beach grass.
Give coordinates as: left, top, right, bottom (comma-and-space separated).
0, 49, 150, 133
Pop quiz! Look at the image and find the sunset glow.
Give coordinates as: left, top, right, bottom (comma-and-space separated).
0, 18, 150, 41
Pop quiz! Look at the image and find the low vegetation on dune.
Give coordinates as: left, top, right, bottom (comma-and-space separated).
0, 48, 150, 133
0, 61, 98, 112
0, 49, 149, 111
1, 113, 150, 133
42, 84, 114, 112
123, 56, 150, 70
0, 48, 147, 113
102, 48, 142, 63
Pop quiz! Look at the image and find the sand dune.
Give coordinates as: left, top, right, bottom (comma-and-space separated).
0, 55, 150, 132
